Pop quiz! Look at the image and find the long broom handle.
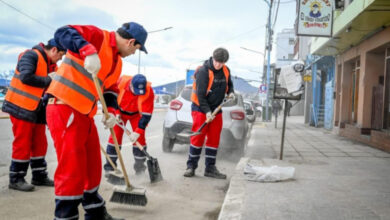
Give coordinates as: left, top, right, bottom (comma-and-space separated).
116, 121, 151, 159
195, 98, 227, 133
92, 75, 132, 189
100, 145, 119, 172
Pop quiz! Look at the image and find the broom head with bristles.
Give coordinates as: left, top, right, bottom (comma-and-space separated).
105, 170, 125, 186
110, 186, 147, 206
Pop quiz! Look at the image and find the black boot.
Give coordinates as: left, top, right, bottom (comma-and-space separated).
204, 165, 226, 179
183, 168, 195, 177
134, 161, 146, 175
102, 207, 124, 220
31, 176, 54, 186
9, 178, 35, 192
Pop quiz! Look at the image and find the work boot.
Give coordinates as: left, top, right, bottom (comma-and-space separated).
9, 179, 35, 192
183, 168, 195, 177
204, 165, 227, 179
31, 176, 54, 186
102, 207, 124, 220
134, 162, 146, 175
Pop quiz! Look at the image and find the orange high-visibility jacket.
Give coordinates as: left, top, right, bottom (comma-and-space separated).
47, 31, 122, 117
191, 65, 229, 106
117, 75, 152, 115
5, 49, 48, 111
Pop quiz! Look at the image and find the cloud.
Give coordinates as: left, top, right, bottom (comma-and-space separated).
0, 0, 296, 88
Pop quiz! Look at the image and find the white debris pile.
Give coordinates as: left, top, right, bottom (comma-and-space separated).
244, 164, 295, 182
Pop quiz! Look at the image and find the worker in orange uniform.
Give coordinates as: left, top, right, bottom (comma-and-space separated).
103, 74, 154, 175
184, 48, 235, 179
45, 22, 147, 220
2, 39, 65, 192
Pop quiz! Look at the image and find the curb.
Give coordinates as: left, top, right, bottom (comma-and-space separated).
218, 157, 250, 220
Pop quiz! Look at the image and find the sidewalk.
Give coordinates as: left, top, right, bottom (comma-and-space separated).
219, 116, 390, 220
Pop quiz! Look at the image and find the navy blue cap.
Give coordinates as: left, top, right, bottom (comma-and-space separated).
131, 74, 147, 95
47, 38, 65, 51
122, 22, 148, 54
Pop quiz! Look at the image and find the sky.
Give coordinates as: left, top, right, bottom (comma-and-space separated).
0, 0, 297, 87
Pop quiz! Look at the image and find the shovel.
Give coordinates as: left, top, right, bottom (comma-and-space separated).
116, 119, 163, 183
190, 97, 232, 137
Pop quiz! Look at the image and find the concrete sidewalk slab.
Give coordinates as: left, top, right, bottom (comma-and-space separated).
219, 116, 390, 220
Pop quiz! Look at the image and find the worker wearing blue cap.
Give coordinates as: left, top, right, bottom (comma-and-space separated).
45, 22, 148, 220
104, 74, 155, 176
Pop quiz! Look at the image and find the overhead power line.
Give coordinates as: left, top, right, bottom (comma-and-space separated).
0, 0, 54, 30
279, 0, 296, 4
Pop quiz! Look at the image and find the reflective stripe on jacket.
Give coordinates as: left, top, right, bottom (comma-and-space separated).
47, 30, 122, 117
5, 49, 47, 111
191, 65, 229, 106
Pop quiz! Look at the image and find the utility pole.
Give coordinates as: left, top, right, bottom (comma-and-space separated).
264, 0, 273, 122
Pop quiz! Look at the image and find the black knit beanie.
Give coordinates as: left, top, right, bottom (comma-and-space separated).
213, 47, 229, 63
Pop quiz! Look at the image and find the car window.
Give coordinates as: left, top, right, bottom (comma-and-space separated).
181, 87, 192, 101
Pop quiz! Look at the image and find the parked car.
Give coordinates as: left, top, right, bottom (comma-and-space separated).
243, 100, 256, 123
163, 85, 249, 154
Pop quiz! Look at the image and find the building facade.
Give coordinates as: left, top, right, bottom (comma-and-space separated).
310, 0, 390, 152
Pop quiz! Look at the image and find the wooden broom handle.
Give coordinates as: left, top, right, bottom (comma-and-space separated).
92, 74, 131, 188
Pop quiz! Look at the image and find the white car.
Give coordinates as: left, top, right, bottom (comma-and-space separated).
163, 85, 249, 154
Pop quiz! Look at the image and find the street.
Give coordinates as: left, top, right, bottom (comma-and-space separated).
0, 109, 245, 220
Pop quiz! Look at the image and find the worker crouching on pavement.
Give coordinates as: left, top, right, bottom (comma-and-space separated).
184, 47, 235, 179
45, 22, 147, 220
104, 74, 154, 175
2, 39, 65, 192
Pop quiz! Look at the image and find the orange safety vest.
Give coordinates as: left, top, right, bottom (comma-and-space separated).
47, 30, 122, 117
191, 65, 229, 106
117, 75, 152, 114
5, 49, 48, 111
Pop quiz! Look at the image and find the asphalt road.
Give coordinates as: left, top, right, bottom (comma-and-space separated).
0, 109, 246, 219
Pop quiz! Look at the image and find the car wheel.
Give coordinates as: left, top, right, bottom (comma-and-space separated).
162, 134, 175, 152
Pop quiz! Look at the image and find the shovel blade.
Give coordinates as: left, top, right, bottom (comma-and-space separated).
190, 131, 202, 137
147, 157, 163, 183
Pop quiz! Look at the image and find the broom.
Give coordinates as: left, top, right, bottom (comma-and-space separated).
100, 145, 125, 185
116, 120, 163, 183
92, 74, 147, 206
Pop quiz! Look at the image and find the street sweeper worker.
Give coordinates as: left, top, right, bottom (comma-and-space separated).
2, 39, 65, 192
45, 22, 148, 220
103, 73, 154, 175
184, 47, 235, 179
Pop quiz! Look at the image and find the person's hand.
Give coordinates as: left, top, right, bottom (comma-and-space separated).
102, 113, 116, 129
129, 132, 140, 143
48, 72, 56, 79
206, 112, 215, 122
227, 92, 236, 102
84, 53, 101, 75
115, 114, 121, 123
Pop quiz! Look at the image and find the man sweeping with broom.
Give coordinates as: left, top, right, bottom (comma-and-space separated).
45, 22, 148, 220
103, 74, 155, 176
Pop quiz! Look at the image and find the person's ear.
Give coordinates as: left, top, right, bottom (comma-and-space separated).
128, 39, 136, 46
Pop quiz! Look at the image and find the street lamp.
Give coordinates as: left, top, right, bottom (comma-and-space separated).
138, 26, 173, 74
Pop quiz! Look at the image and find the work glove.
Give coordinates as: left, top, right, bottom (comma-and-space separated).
102, 113, 116, 129
48, 72, 56, 79
84, 53, 101, 75
206, 112, 215, 122
115, 114, 121, 123
227, 92, 236, 102
129, 132, 141, 143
